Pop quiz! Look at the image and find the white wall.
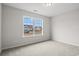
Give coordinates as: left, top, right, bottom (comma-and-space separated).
0, 4, 1, 53
52, 9, 79, 46
2, 5, 51, 49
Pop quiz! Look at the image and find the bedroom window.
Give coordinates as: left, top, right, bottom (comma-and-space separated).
23, 16, 33, 36
34, 18, 43, 35
23, 16, 43, 37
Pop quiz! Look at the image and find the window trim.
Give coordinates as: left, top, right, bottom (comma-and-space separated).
23, 16, 43, 37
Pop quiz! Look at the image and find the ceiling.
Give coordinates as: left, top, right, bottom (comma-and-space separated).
3, 3, 79, 17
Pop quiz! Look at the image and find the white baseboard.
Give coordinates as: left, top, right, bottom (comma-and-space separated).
2, 39, 50, 50
54, 39, 79, 47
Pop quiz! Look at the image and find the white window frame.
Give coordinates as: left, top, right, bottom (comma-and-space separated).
23, 16, 43, 37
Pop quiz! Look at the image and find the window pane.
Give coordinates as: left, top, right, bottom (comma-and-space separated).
34, 19, 43, 34
24, 17, 33, 25
24, 17, 33, 36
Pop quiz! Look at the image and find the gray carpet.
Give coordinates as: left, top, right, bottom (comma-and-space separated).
1, 41, 79, 56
